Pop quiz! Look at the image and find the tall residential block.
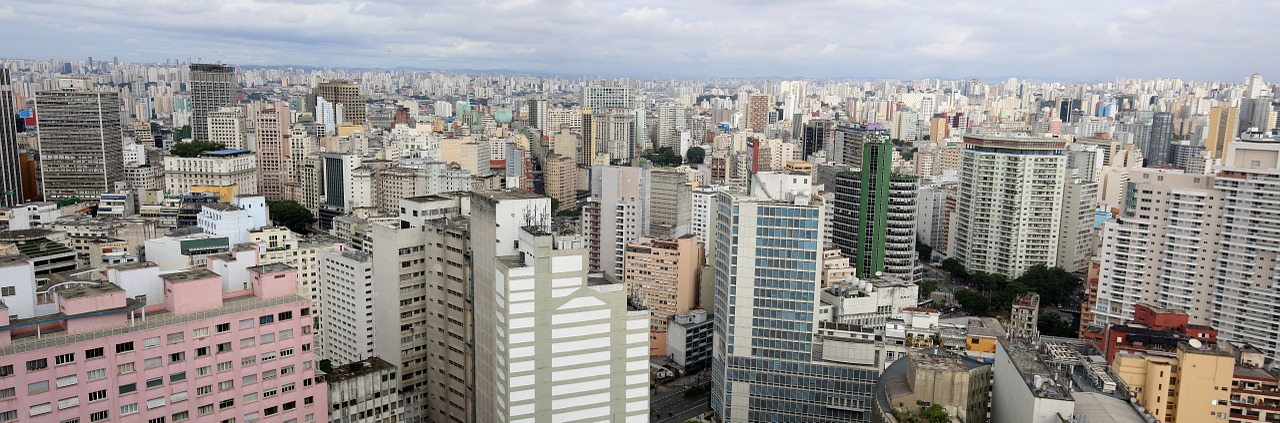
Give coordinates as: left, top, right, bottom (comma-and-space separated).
648, 167, 693, 238
543, 153, 577, 213
833, 138, 920, 282
312, 80, 366, 126
949, 135, 1067, 278
189, 63, 236, 142
0, 69, 21, 207
35, 81, 124, 200
1207, 105, 1239, 159
623, 236, 705, 356
583, 165, 649, 277
207, 106, 247, 150
1147, 111, 1174, 166
254, 107, 292, 200
317, 249, 374, 366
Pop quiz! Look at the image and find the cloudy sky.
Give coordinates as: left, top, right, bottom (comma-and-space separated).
1, 0, 1276, 81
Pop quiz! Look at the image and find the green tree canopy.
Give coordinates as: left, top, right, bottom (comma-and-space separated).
917, 280, 939, 301
1015, 264, 1080, 306
1038, 313, 1077, 337
954, 289, 990, 316
916, 240, 933, 262
174, 125, 192, 142
642, 147, 683, 167
940, 258, 967, 278
267, 201, 315, 233
686, 146, 706, 164
170, 141, 225, 157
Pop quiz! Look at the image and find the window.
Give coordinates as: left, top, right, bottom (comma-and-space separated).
262, 369, 277, 380
0, 286, 12, 296
0, 387, 13, 400
116, 342, 135, 354
90, 410, 109, 422
149, 418, 167, 423
240, 337, 255, 348
29, 380, 50, 394
30, 402, 52, 416
196, 346, 210, 357
259, 333, 275, 344
278, 311, 293, 321
119, 383, 137, 395
89, 390, 108, 402
172, 411, 189, 422
170, 352, 186, 363
143, 336, 161, 348
0, 410, 14, 422
168, 332, 184, 344
279, 329, 293, 340
262, 388, 278, 398
216, 323, 231, 333
261, 351, 276, 362
198, 404, 214, 416
280, 382, 295, 393
87, 368, 106, 381
239, 318, 254, 329
0, 365, 11, 377
170, 372, 187, 383
282, 401, 296, 411
303, 396, 313, 405
219, 398, 234, 409
120, 403, 138, 415
86, 347, 104, 359
264, 406, 278, 416
56, 374, 78, 387
243, 392, 258, 403
146, 377, 164, 389
171, 391, 188, 403
147, 397, 166, 409
244, 411, 260, 422
196, 365, 211, 377
259, 315, 274, 325
300, 307, 310, 316
27, 358, 48, 372
217, 361, 233, 372
197, 385, 212, 396
220, 419, 235, 423
241, 374, 257, 385
217, 342, 233, 353
280, 347, 294, 357
145, 357, 163, 369
57, 396, 79, 410
193, 327, 210, 338
55, 353, 75, 365
280, 365, 295, 376
218, 380, 234, 391
241, 356, 256, 367
118, 362, 135, 374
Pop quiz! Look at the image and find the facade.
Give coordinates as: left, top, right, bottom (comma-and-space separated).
915, 185, 950, 252
691, 185, 728, 256
317, 250, 374, 366
189, 64, 236, 142
543, 153, 577, 213
254, 108, 292, 200
833, 138, 920, 282
207, 106, 247, 150
0, 69, 21, 207
1147, 111, 1174, 166
623, 236, 704, 356
647, 168, 693, 238
950, 135, 1067, 278
1010, 293, 1039, 340
163, 149, 258, 196
667, 309, 713, 373
35, 83, 125, 200
323, 357, 403, 423
1056, 179, 1098, 273
1111, 342, 1235, 423
583, 165, 649, 277
0, 261, 326, 423
871, 351, 992, 423
312, 80, 366, 126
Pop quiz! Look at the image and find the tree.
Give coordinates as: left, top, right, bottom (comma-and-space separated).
1038, 313, 1077, 338
940, 258, 967, 278
916, 240, 933, 262
917, 280, 939, 301
954, 289, 990, 316
267, 201, 315, 233
1015, 264, 1080, 306
173, 125, 192, 142
169, 141, 225, 157
686, 146, 706, 164
919, 404, 950, 423
642, 147, 682, 167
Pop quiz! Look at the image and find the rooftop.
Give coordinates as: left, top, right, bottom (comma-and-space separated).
0, 254, 29, 267
57, 282, 125, 299
159, 269, 220, 283
322, 357, 397, 384
247, 263, 295, 274
965, 317, 1006, 338
201, 149, 252, 156
107, 261, 158, 271
202, 203, 242, 212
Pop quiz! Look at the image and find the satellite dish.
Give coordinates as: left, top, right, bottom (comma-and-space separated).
1189, 339, 1203, 349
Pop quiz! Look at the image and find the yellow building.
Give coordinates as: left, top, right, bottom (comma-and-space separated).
1112, 341, 1235, 423
1207, 105, 1238, 159
622, 236, 704, 356
190, 184, 240, 202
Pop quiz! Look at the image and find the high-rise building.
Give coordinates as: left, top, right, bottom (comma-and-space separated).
832, 137, 920, 282
35, 80, 125, 200
1056, 178, 1098, 273
802, 119, 835, 161
581, 81, 633, 111
1207, 105, 1239, 159
527, 94, 547, 130
189, 63, 236, 142
583, 166, 649, 277
656, 102, 685, 150
312, 80, 365, 126
648, 168, 692, 238
543, 153, 577, 213
317, 249, 375, 365
600, 109, 636, 163
0, 69, 20, 207
207, 106, 247, 150
254, 107, 292, 200
162, 149, 258, 196
745, 93, 770, 133
623, 236, 704, 355
1146, 111, 1174, 166
949, 135, 1067, 278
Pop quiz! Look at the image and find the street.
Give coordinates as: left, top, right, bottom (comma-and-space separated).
651, 373, 712, 423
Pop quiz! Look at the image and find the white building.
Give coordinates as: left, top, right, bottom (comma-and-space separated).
163, 149, 258, 196
584, 165, 651, 277
0, 255, 38, 318
691, 185, 729, 256
318, 249, 375, 365
916, 185, 950, 252
820, 276, 919, 328
208, 106, 248, 150
4, 202, 60, 230
324, 357, 404, 423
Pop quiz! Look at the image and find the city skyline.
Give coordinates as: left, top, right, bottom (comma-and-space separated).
2, 0, 1278, 80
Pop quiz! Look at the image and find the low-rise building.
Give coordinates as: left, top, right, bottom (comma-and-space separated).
666, 309, 712, 374
872, 350, 992, 423
322, 357, 403, 423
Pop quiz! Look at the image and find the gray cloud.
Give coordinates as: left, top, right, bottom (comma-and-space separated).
1, 0, 1275, 81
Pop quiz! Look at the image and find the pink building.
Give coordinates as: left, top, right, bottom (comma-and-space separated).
0, 261, 327, 423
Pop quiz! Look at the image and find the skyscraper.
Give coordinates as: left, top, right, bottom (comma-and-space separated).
833, 139, 920, 282
35, 79, 125, 200
0, 69, 21, 207
802, 118, 834, 161
746, 93, 770, 133
254, 107, 292, 200
1206, 105, 1238, 159
1147, 111, 1174, 166
189, 63, 236, 142
312, 80, 365, 126
949, 135, 1067, 278
527, 94, 548, 130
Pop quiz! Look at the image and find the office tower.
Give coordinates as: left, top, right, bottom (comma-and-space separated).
711, 172, 879, 422
949, 135, 1067, 278
581, 81, 633, 110
579, 108, 596, 167
600, 109, 636, 163
254, 107, 291, 200
35, 81, 125, 200
1245, 72, 1268, 99
317, 249, 375, 365
803, 119, 834, 161
1206, 105, 1238, 159
312, 80, 365, 126
162, 149, 258, 196
623, 236, 705, 355
831, 124, 884, 169
0, 69, 20, 207
1240, 97, 1277, 132
189, 63, 236, 142
745, 93, 770, 133
207, 106, 247, 150
1146, 111, 1174, 166
583, 166, 649, 276
0, 259, 327, 423
316, 96, 337, 135
318, 152, 360, 228
833, 139, 920, 281
527, 94, 547, 130
543, 153, 577, 213
648, 168, 692, 238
